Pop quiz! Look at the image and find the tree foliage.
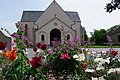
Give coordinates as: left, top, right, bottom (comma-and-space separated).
105, 0, 120, 13
90, 29, 107, 45
84, 33, 88, 41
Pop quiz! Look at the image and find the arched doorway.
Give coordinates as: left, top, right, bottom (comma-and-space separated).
50, 29, 61, 46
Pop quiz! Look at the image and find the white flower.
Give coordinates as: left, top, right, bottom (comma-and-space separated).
118, 59, 120, 62
99, 76, 105, 80
42, 55, 47, 64
108, 68, 120, 74
24, 51, 29, 55
101, 51, 106, 54
73, 53, 85, 61
37, 49, 44, 53
23, 49, 29, 55
96, 65, 104, 71
87, 51, 91, 54
94, 57, 110, 65
104, 57, 110, 64
94, 58, 104, 63
92, 77, 98, 80
96, 54, 101, 58
85, 68, 95, 72
0, 50, 3, 53
0, 68, 2, 71
112, 58, 116, 60
108, 68, 116, 74
116, 68, 120, 73
0, 50, 4, 56
85, 48, 90, 51
92, 51, 97, 57
92, 76, 105, 80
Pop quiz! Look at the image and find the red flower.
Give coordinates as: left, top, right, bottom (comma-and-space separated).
36, 42, 41, 48
88, 75, 92, 79
5, 47, 17, 61
111, 50, 118, 56
40, 44, 46, 50
79, 48, 82, 53
82, 62, 87, 69
60, 53, 70, 60
29, 56, 42, 68
0, 42, 7, 50
33, 47, 37, 52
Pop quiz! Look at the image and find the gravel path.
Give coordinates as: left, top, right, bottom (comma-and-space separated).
26, 48, 120, 60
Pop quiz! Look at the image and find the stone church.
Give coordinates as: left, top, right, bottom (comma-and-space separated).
20, 0, 85, 46
0, 28, 12, 49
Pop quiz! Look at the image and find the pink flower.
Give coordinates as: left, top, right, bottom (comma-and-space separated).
22, 36, 28, 41
60, 53, 70, 60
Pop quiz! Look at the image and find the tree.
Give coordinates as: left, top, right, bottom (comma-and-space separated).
99, 29, 108, 44
94, 30, 100, 45
105, 0, 120, 13
84, 33, 88, 41
90, 32, 94, 42
90, 29, 107, 45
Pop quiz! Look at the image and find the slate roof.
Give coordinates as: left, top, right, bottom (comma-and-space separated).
21, 11, 80, 22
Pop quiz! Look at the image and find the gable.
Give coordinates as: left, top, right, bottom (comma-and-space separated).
35, 17, 75, 39
34, 1, 75, 28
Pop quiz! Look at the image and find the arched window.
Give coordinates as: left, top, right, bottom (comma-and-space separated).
25, 24, 28, 36
41, 34, 45, 41
67, 34, 70, 40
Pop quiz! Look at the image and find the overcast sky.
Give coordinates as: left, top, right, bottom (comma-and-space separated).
0, 0, 120, 37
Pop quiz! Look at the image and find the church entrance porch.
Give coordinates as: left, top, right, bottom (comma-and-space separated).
50, 29, 61, 46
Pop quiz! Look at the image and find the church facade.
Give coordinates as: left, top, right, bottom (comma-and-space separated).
20, 1, 85, 46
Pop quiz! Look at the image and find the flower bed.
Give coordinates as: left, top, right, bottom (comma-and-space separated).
0, 23, 120, 80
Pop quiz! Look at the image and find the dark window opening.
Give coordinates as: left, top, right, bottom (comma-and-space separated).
67, 34, 70, 40
41, 34, 45, 41
50, 29, 61, 46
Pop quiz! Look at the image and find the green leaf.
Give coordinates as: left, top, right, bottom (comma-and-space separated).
0, 61, 2, 65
